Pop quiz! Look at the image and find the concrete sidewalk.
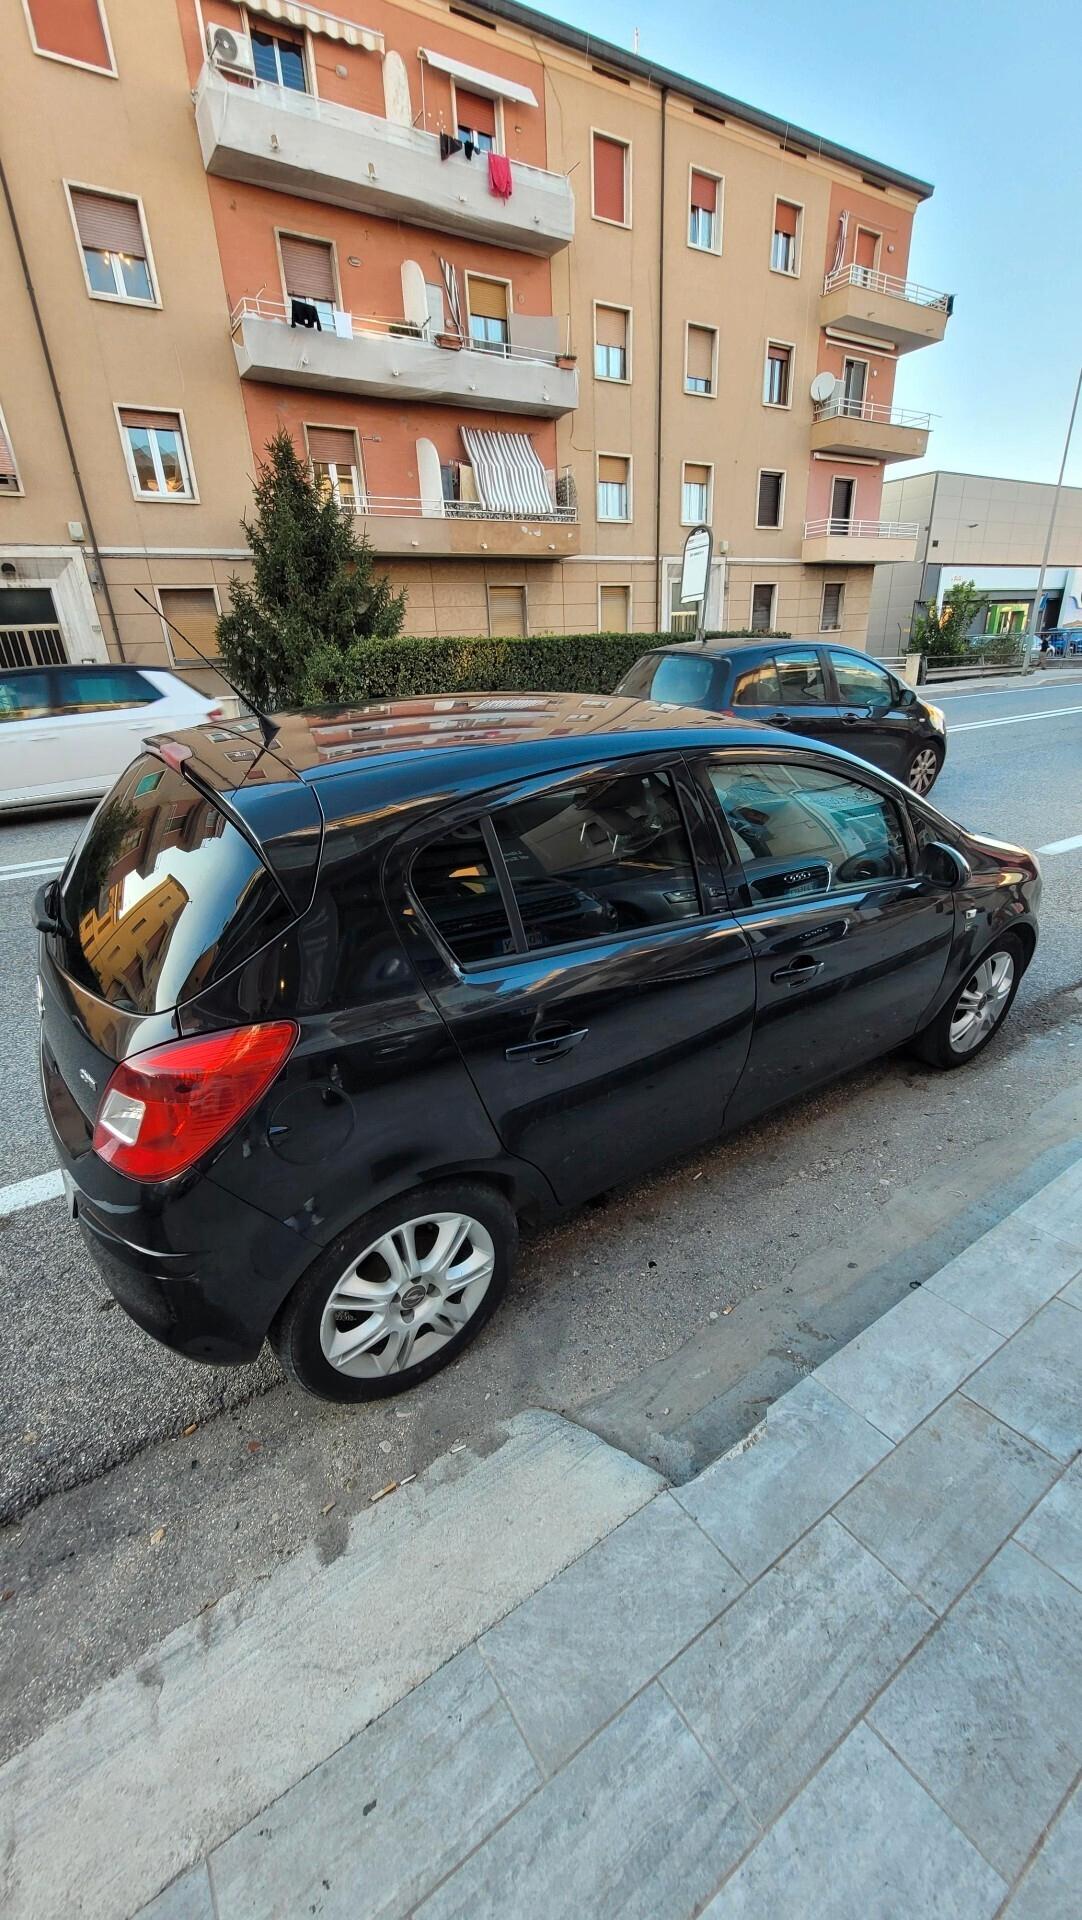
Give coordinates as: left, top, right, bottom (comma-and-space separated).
5, 1161, 1082, 1919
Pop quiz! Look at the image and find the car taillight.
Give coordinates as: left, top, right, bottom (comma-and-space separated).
206, 704, 224, 720
92, 1022, 298, 1181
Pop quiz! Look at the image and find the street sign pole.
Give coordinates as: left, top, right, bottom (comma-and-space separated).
679, 525, 713, 644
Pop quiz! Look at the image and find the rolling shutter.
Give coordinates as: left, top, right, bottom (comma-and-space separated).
757, 471, 783, 526
306, 426, 357, 467
690, 171, 717, 213
855, 228, 879, 268
455, 87, 496, 138
280, 235, 335, 302
592, 134, 627, 223
0, 424, 17, 479
70, 190, 145, 257
119, 408, 181, 432
595, 305, 627, 348
598, 455, 628, 485
774, 200, 799, 237
467, 277, 508, 322
686, 326, 714, 383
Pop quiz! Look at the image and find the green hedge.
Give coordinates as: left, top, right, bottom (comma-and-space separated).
312, 630, 790, 703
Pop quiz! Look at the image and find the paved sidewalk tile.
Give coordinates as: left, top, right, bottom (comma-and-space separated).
479, 1494, 743, 1778
135, 1869, 214, 1920
1062, 1270, 1082, 1308
964, 1299, 1082, 1460
838, 1395, 1057, 1612
662, 1517, 932, 1826
209, 1650, 538, 1920
700, 1723, 1005, 1920
870, 1542, 1082, 1880
1010, 1160, 1082, 1248
1002, 1783, 1082, 1920
1015, 1459, 1082, 1591
415, 1684, 755, 1920
925, 1216, 1082, 1336
814, 1288, 1001, 1443
674, 1377, 891, 1581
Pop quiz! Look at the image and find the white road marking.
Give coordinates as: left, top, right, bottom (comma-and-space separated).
1038, 833, 1082, 857
951, 703, 1082, 733
0, 858, 65, 881
0, 1169, 64, 1217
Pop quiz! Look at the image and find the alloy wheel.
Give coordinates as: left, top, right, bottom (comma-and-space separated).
318, 1211, 496, 1378
948, 951, 1015, 1055
907, 747, 941, 795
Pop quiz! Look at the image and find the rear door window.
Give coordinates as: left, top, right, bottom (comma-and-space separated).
775, 649, 829, 706
410, 822, 515, 966
57, 753, 292, 1011
0, 672, 53, 720
732, 659, 781, 707
54, 668, 160, 713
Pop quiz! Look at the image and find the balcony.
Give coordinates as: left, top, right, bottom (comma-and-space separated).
230, 300, 579, 418
195, 65, 574, 256
810, 395, 931, 463
802, 517, 920, 565
355, 496, 581, 560
821, 264, 953, 354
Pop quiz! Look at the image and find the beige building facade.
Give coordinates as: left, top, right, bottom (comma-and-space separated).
1, 0, 951, 677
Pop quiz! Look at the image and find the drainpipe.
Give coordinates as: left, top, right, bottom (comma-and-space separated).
654, 85, 669, 631
0, 147, 125, 660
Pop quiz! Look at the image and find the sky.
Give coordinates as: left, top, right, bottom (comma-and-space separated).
543, 0, 1082, 486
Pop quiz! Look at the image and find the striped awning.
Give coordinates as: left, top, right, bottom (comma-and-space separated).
245, 0, 383, 52
438, 257, 464, 338
460, 428, 551, 515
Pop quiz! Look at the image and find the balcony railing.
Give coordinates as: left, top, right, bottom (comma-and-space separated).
228, 297, 571, 368
813, 396, 933, 433
823, 263, 952, 313
357, 495, 578, 523
803, 517, 921, 541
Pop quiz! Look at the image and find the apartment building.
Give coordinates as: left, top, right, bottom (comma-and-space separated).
1, 0, 951, 674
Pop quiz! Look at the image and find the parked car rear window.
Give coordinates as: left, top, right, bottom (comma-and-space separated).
54, 667, 161, 714
410, 822, 515, 966
491, 768, 700, 951
706, 761, 907, 903
56, 753, 292, 1012
617, 652, 726, 709
0, 672, 51, 720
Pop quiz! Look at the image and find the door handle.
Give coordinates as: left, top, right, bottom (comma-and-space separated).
771, 956, 824, 986
840, 711, 866, 725
769, 711, 792, 727
505, 1026, 589, 1063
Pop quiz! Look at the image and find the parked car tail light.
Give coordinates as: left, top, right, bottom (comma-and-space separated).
92, 1022, 298, 1180
206, 704, 224, 721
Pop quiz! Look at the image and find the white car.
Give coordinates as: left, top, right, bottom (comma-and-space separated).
0, 664, 224, 811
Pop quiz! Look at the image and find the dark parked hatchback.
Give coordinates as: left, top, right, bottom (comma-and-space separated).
36, 695, 1037, 1402
615, 641, 947, 794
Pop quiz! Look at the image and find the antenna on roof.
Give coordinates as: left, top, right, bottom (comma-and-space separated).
133, 588, 278, 749
632, 26, 640, 52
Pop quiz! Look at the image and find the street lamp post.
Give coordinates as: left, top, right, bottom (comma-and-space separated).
1025, 364, 1082, 671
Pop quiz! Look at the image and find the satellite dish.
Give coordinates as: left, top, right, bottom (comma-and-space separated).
810, 371, 837, 404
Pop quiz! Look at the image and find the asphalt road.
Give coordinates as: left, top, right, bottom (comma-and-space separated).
2, 672, 1081, 1753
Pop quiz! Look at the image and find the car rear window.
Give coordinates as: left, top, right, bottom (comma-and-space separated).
56, 753, 293, 1012
619, 652, 726, 709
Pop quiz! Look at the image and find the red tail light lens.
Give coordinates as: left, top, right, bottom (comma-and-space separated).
92, 1022, 298, 1181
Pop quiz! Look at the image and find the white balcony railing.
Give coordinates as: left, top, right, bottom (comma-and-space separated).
823, 263, 952, 312
813, 396, 933, 432
228, 297, 571, 369
357, 495, 578, 523
803, 517, 921, 540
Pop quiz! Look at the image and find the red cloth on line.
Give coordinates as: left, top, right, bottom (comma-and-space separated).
488, 152, 513, 199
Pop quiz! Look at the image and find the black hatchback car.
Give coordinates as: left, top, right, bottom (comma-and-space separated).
616, 641, 947, 794
36, 694, 1037, 1402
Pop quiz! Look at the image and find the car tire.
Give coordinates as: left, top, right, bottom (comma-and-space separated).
268, 1182, 516, 1403
909, 931, 1024, 1070
906, 741, 943, 795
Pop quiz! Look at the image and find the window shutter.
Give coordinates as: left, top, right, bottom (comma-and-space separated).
690, 171, 717, 213
768, 343, 790, 367
159, 588, 220, 661
686, 326, 714, 382
774, 200, 799, 238
757, 471, 783, 526
0, 423, 17, 478
599, 585, 629, 632
598, 455, 628, 485
307, 426, 357, 467
595, 305, 627, 349
456, 87, 496, 137
468, 278, 508, 321
684, 463, 710, 490
822, 583, 843, 628
280, 235, 335, 302
27, 0, 111, 70
855, 229, 878, 268
119, 407, 181, 432
70, 190, 146, 257
593, 135, 627, 223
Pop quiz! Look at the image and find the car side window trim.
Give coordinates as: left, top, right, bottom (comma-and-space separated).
479, 812, 526, 953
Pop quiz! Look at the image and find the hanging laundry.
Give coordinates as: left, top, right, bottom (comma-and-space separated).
290, 298, 321, 330
487, 152, 513, 199
439, 133, 463, 161
462, 138, 478, 162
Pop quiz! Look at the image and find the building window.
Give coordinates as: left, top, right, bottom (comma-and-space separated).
488, 585, 527, 636
252, 26, 307, 91
597, 454, 630, 522
118, 408, 194, 500
157, 587, 221, 665
0, 408, 24, 494
68, 187, 155, 303
685, 324, 716, 396
771, 200, 802, 274
467, 276, 510, 351
306, 426, 362, 508
750, 584, 776, 633
594, 304, 629, 381
24, 0, 114, 73
756, 469, 784, 529
455, 87, 498, 153
280, 233, 336, 329
820, 582, 845, 632
689, 170, 721, 252
599, 584, 630, 632
682, 463, 711, 526
592, 133, 629, 226
763, 342, 793, 407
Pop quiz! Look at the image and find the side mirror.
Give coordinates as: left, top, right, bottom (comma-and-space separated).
918, 840, 970, 889
898, 684, 918, 708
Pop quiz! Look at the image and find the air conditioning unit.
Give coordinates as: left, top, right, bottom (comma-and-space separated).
206, 23, 255, 75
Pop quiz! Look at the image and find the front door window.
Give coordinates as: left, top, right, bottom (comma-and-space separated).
706, 760, 907, 904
